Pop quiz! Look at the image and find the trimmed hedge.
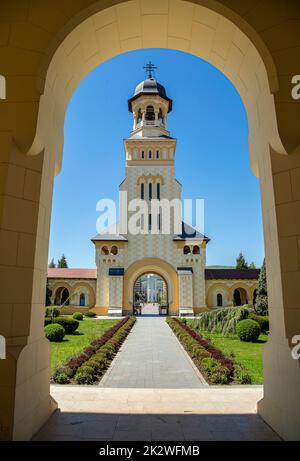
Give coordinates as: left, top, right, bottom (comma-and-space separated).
85, 311, 97, 318
44, 323, 65, 342
44, 316, 79, 334
73, 312, 83, 321
52, 316, 136, 384
74, 317, 136, 384
236, 319, 261, 342
167, 318, 233, 384
45, 306, 60, 318
249, 314, 269, 334
167, 318, 252, 385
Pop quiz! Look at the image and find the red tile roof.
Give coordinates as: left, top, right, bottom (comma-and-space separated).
205, 268, 260, 280
47, 268, 97, 279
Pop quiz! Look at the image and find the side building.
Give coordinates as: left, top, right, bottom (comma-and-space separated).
47, 267, 259, 314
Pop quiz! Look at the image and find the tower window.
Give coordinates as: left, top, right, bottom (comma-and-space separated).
141, 183, 144, 200
217, 293, 223, 307
149, 150, 152, 159
141, 150, 145, 159
137, 108, 142, 125
183, 245, 191, 255
145, 105, 155, 121
157, 182, 160, 200
80, 293, 86, 307
156, 150, 160, 159
149, 183, 152, 200
149, 213, 152, 231
158, 108, 163, 124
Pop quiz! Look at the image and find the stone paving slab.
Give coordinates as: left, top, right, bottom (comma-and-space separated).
32, 386, 280, 441
100, 317, 207, 388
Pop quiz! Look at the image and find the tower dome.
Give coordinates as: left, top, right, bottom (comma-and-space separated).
134, 78, 167, 98
128, 63, 172, 113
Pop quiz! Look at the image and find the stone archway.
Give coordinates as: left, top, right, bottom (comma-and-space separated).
1, 0, 300, 441
133, 272, 168, 315
123, 258, 179, 316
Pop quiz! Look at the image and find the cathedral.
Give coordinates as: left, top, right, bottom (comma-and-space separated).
48, 66, 259, 316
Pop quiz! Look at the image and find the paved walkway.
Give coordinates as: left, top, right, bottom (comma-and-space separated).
33, 387, 280, 441
100, 317, 206, 388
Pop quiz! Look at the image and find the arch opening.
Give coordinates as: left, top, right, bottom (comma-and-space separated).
133, 272, 168, 316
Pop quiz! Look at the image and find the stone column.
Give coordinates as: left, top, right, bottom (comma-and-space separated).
178, 268, 194, 316
0, 136, 57, 440
257, 147, 300, 440
108, 268, 124, 316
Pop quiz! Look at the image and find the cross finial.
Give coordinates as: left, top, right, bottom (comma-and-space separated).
143, 61, 157, 79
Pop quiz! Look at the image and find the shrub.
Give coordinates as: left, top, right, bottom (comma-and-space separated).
73, 312, 83, 321
44, 323, 65, 342
44, 317, 52, 327
44, 316, 79, 334
191, 305, 254, 336
236, 319, 260, 342
53, 372, 69, 384
249, 314, 269, 334
201, 357, 230, 384
233, 364, 253, 384
54, 316, 79, 334
74, 365, 96, 384
166, 318, 233, 384
52, 316, 136, 384
85, 311, 96, 318
45, 306, 60, 318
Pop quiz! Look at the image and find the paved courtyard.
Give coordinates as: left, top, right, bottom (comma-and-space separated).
32, 317, 281, 441
100, 317, 206, 388
33, 387, 280, 441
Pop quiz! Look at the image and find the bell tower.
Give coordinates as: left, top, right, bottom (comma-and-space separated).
123, 62, 178, 209
128, 62, 173, 139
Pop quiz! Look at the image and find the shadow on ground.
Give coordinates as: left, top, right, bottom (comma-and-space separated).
33, 411, 280, 441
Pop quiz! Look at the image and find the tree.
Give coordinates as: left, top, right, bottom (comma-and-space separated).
249, 262, 256, 269
48, 258, 56, 268
45, 282, 52, 306
236, 252, 249, 269
255, 258, 268, 315
57, 254, 68, 268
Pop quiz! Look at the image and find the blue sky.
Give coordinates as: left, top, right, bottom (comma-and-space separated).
48, 48, 264, 269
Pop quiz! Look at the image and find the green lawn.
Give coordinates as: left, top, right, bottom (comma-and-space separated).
50, 318, 118, 373
187, 322, 268, 384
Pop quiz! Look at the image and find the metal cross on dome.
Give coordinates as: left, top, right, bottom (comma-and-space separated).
144, 61, 157, 79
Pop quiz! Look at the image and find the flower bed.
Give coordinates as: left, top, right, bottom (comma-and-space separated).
52, 316, 136, 384
166, 318, 252, 384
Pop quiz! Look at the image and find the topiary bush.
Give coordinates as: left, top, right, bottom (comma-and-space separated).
73, 312, 83, 321
85, 311, 96, 318
249, 314, 269, 334
236, 319, 260, 342
44, 323, 65, 342
54, 316, 79, 334
45, 306, 60, 318
44, 316, 79, 334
